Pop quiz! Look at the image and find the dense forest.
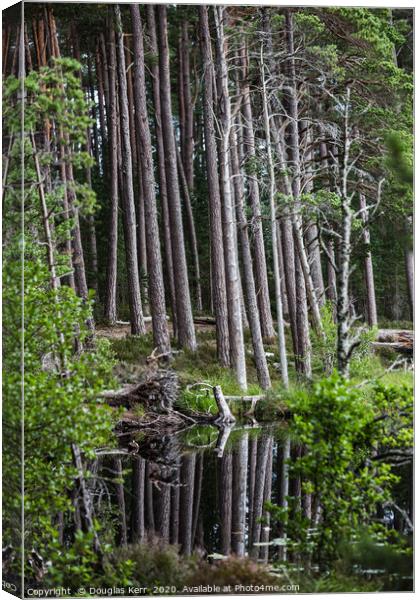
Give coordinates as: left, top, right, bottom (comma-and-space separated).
2, 2, 413, 596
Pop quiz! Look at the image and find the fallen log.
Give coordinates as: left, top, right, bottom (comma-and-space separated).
373, 330, 413, 356
376, 329, 413, 343
193, 316, 217, 325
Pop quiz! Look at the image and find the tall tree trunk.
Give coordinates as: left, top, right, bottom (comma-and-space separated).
176, 147, 203, 313
261, 51, 289, 387
359, 192, 377, 326
156, 5, 196, 351
114, 5, 145, 335
240, 44, 275, 340
131, 4, 171, 354
198, 6, 230, 366
180, 22, 194, 191
103, 23, 119, 325
214, 6, 247, 390
301, 121, 325, 306
145, 5, 177, 336
285, 9, 312, 378
336, 88, 354, 378
231, 126, 271, 389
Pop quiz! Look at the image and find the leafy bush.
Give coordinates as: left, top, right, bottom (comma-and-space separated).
267, 374, 413, 569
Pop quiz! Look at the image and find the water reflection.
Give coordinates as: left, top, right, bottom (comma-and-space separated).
91, 424, 411, 569
92, 425, 297, 561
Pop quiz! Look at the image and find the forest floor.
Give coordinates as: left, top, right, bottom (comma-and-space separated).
96, 321, 413, 424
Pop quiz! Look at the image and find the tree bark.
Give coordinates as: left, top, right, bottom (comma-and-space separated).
359, 192, 377, 326
240, 43, 275, 340
114, 5, 145, 335
180, 22, 194, 191
156, 5, 196, 351
231, 126, 271, 389
198, 6, 230, 366
145, 5, 177, 336
261, 60, 289, 388
213, 6, 247, 390
131, 4, 171, 354
176, 146, 203, 313
103, 23, 119, 325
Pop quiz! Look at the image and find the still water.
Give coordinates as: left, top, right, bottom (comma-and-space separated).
89, 421, 412, 590
97, 424, 290, 560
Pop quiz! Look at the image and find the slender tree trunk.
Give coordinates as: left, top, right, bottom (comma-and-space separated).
146, 5, 177, 336
95, 41, 107, 149
240, 44, 275, 340
214, 6, 247, 390
231, 127, 271, 389
85, 133, 99, 297
336, 89, 353, 378
114, 5, 145, 335
198, 6, 230, 366
180, 22, 194, 191
156, 5, 196, 350
301, 122, 325, 306
285, 9, 312, 378
131, 4, 170, 353
261, 54, 289, 387
359, 192, 377, 326
104, 23, 119, 325
176, 147, 203, 313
